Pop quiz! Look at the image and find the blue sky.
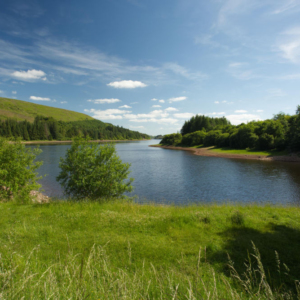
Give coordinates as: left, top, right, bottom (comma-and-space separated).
0, 0, 300, 135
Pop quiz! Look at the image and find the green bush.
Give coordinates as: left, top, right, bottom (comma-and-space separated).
0, 138, 42, 203
160, 133, 182, 146
182, 131, 206, 146
56, 137, 133, 200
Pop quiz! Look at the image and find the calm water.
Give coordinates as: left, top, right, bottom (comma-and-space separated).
29, 140, 300, 205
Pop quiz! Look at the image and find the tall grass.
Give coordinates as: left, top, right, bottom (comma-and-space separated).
0, 242, 299, 299
0, 201, 300, 299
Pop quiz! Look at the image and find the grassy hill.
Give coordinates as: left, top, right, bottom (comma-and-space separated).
0, 97, 94, 122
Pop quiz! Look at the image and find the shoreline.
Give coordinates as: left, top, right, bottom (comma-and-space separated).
22, 139, 149, 145
151, 144, 300, 163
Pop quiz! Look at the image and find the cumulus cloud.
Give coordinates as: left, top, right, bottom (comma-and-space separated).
169, 96, 187, 103
130, 125, 145, 129
84, 108, 131, 120
107, 80, 147, 89
152, 105, 161, 108
60, 101, 67, 104
214, 101, 219, 104
207, 112, 225, 116
12, 69, 47, 81
12, 91, 17, 94
151, 98, 158, 101
235, 110, 247, 113
226, 114, 261, 125
121, 109, 178, 124
165, 107, 179, 112
158, 99, 165, 103
30, 96, 51, 101
174, 113, 195, 119
119, 105, 132, 108
255, 109, 264, 113
87, 98, 121, 104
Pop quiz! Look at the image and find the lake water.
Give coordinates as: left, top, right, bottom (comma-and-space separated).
29, 140, 300, 205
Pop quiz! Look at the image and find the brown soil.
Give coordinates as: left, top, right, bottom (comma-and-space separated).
150, 145, 300, 163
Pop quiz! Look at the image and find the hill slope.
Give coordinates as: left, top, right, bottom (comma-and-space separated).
0, 97, 94, 122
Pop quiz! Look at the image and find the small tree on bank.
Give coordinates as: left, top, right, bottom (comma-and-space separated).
0, 138, 42, 203
56, 138, 133, 200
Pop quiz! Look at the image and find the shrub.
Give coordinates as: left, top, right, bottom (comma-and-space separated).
0, 138, 42, 203
160, 133, 182, 146
182, 131, 206, 146
258, 133, 275, 150
56, 137, 133, 200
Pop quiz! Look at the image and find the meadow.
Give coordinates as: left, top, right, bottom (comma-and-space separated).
0, 200, 299, 299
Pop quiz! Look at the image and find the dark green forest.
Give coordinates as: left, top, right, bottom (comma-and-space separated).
160, 106, 300, 151
0, 116, 150, 141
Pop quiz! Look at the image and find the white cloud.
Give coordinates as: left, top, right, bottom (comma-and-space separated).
151, 98, 158, 101
278, 27, 300, 63
255, 109, 264, 113
267, 88, 286, 98
0, 90, 3, 94
152, 105, 161, 108
163, 62, 207, 81
12, 69, 47, 81
30, 96, 51, 101
165, 107, 179, 112
12, 91, 17, 94
87, 98, 121, 104
235, 110, 247, 113
84, 108, 131, 120
130, 125, 145, 129
271, 0, 300, 14
159, 99, 165, 103
226, 114, 261, 125
174, 113, 195, 119
60, 101, 67, 104
130, 102, 138, 104
169, 96, 187, 103
214, 101, 219, 104
107, 80, 147, 89
206, 112, 225, 116
119, 105, 132, 108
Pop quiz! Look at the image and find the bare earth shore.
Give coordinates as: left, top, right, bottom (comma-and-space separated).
150, 145, 300, 163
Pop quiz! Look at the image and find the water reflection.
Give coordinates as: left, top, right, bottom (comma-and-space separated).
28, 140, 300, 205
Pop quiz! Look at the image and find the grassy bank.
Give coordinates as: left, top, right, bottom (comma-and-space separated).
0, 201, 299, 299
208, 147, 288, 156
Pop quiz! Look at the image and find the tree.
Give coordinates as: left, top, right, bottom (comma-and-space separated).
56, 138, 133, 200
0, 138, 42, 203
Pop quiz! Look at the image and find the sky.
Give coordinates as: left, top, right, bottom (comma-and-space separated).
0, 0, 300, 135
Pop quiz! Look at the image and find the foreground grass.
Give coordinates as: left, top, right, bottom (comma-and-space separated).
0, 201, 300, 299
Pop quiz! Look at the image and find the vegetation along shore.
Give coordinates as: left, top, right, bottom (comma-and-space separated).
157, 106, 300, 163
151, 144, 300, 162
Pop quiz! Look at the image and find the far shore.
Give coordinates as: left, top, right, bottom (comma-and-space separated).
21, 139, 149, 145
151, 144, 300, 163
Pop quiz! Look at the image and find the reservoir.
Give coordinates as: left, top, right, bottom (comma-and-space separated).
30, 140, 300, 205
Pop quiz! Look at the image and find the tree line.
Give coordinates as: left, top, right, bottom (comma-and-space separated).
160, 106, 300, 151
0, 116, 150, 141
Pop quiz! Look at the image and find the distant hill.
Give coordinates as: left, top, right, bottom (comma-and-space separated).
0, 97, 150, 141
0, 97, 94, 122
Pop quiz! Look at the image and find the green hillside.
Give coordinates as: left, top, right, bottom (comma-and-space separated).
0, 97, 94, 122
